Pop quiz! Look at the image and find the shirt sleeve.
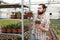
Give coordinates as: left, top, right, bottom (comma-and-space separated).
45, 17, 50, 31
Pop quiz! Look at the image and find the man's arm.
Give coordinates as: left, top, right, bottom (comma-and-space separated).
35, 19, 50, 32
35, 24, 48, 32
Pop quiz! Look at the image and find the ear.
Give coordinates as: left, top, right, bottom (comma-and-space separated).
43, 8, 46, 12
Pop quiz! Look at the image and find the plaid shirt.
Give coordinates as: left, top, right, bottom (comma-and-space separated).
32, 13, 50, 39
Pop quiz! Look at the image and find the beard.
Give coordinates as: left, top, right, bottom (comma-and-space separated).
38, 10, 44, 15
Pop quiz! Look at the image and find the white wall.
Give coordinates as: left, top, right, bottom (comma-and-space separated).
30, 4, 60, 19
47, 4, 60, 19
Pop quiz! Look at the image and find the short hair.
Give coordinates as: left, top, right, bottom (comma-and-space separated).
39, 4, 47, 9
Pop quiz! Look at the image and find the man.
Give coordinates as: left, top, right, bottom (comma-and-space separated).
31, 4, 50, 40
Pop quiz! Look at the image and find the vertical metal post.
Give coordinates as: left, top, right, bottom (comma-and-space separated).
0, 1, 1, 33
29, 0, 31, 11
29, 0, 31, 40
21, 0, 24, 40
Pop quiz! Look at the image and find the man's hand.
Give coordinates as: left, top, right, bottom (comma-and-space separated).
35, 24, 48, 32
35, 24, 41, 27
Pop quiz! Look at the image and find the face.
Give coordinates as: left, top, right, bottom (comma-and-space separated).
38, 5, 46, 14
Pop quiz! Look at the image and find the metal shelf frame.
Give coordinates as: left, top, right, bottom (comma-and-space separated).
21, 0, 31, 40
0, 0, 30, 40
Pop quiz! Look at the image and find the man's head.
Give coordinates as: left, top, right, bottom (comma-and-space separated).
38, 4, 47, 15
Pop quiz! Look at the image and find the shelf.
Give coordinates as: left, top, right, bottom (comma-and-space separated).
0, 4, 28, 8
0, 18, 29, 20
0, 33, 22, 37
0, 31, 29, 37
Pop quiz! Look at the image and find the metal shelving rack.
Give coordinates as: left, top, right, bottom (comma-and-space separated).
0, 0, 30, 40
